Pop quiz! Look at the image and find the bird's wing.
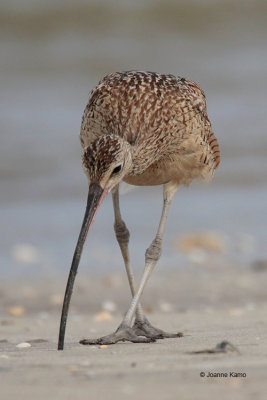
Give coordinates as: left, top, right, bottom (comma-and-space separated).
80, 72, 220, 170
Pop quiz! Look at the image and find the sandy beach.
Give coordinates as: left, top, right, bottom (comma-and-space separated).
1, 1, 267, 399
1, 266, 267, 400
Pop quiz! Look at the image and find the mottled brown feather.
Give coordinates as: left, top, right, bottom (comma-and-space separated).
80, 71, 220, 186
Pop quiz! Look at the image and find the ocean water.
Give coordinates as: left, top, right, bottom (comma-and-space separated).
1, 0, 266, 277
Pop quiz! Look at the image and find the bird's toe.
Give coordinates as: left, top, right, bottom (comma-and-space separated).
80, 326, 156, 346
133, 317, 183, 339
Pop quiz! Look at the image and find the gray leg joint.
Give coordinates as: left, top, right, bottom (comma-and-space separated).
114, 220, 130, 245
145, 236, 162, 264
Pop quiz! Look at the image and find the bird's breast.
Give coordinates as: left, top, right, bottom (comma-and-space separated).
123, 169, 169, 186
123, 151, 212, 187
123, 156, 187, 186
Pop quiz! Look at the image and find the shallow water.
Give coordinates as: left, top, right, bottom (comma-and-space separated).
1, 1, 267, 276
1, 185, 266, 278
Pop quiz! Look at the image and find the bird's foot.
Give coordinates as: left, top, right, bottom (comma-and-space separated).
133, 316, 183, 339
79, 322, 157, 345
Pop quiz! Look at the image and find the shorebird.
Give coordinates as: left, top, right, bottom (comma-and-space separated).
58, 71, 220, 350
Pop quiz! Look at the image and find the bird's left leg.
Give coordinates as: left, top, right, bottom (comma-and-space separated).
129, 182, 183, 339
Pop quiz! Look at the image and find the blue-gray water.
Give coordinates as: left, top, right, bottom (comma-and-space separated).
1, 185, 267, 278
1, 0, 267, 277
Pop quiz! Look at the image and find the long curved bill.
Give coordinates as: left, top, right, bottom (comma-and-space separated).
58, 183, 107, 350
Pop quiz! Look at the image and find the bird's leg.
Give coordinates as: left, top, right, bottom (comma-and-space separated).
80, 183, 181, 345
129, 182, 183, 339
81, 186, 151, 345
113, 186, 182, 338
111, 185, 182, 339
111, 186, 144, 322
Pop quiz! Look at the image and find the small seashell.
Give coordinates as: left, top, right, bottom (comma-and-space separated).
175, 231, 226, 253
7, 306, 25, 317
16, 342, 31, 348
94, 311, 113, 321
101, 300, 117, 312
98, 345, 108, 349
159, 302, 174, 313
0, 355, 9, 359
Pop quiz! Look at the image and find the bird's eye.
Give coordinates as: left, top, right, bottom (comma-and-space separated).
112, 165, 122, 174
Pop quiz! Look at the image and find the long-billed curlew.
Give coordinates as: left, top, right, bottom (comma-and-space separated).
58, 71, 220, 350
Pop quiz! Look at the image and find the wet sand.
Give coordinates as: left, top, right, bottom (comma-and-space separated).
1, 267, 267, 400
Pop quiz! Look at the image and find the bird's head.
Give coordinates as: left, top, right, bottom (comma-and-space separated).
82, 134, 132, 192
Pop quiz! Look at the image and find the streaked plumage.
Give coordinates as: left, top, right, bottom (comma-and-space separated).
81, 70, 220, 187
58, 71, 220, 349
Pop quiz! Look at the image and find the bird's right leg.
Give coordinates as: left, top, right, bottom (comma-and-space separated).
111, 186, 144, 322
